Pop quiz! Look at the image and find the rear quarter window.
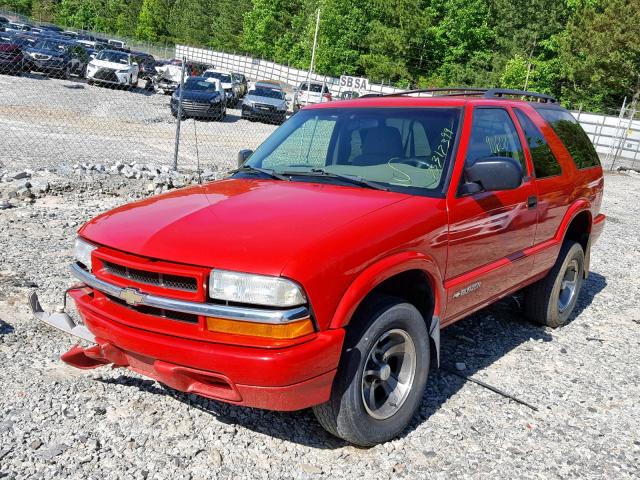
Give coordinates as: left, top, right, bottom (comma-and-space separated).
514, 108, 562, 178
537, 108, 601, 169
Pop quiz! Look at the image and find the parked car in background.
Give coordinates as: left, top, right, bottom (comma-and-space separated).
232, 72, 248, 96
23, 38, 89, 78
132, 52, 157, 90
170, 76, 226, 120
4, 22, 31, 34
254, 79, 284, 91
293, 81, 332, 111
339, 90, 360, 100
86, 49, 139, 88
107, 39, 126, 49
153, 59, 210, 94
203, 69, 239, 106
241, 86, 288, 124
0, 40, 26, 75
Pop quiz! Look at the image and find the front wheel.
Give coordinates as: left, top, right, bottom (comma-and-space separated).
313, 295, 430, 446
524, 240, 585, 328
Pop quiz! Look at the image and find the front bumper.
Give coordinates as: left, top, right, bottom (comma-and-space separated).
31, 267, 345, 411
29, 59, 66, 73
241, 105, 287, 121
87, 68, 129, 84
171, 99, 224, 118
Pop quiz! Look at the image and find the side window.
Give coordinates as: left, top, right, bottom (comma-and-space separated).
466, 108, 525, 171
514, 108, 562, 178
536, 108, 600, 169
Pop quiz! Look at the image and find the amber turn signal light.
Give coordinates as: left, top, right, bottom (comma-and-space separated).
206, 317, 315, 339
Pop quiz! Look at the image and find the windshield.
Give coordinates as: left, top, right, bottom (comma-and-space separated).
183, 78, 219, 92
35, 40, 69, 53
204, 71, 231, 83
245, 107, 461, 196
250, 88, 284, 99
96, 50, 129, 64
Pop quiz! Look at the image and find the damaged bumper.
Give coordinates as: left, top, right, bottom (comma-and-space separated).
29, 285, 344, 411
29, 290, 95, 343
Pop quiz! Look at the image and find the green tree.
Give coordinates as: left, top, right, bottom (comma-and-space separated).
136, 0, 173, 41
557, 0, 640, 111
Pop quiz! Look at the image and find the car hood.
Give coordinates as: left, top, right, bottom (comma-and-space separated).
90, 58, 130, 70
176, 89, 219, 102
245, 94, 286, 108
79, 178, 408, 274
25, 47, 66, 57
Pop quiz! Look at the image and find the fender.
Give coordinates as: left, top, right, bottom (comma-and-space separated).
554, 199, 592, 243
328, 251, 445, 364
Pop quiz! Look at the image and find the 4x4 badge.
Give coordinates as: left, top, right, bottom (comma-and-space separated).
453, 282, 481, 299
119, 288, 144, 306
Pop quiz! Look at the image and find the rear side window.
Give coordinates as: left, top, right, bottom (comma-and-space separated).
537, 108, 600, 169
514, 108, 562, 178
466, 108, 525, 171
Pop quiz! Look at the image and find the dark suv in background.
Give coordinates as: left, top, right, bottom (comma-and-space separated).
23, 38, 89, 78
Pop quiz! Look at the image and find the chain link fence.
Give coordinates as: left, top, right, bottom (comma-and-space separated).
1, 10, 637, 175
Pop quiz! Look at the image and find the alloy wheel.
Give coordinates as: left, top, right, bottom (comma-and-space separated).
361, 328, 417, 420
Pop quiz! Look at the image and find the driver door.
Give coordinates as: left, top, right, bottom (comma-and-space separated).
444, 107, 538, 322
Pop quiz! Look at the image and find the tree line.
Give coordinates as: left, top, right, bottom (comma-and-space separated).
2, 0, 639, 112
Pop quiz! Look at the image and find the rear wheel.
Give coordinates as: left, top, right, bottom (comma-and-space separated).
313, 295, 430, 446
524, 240, 585, 328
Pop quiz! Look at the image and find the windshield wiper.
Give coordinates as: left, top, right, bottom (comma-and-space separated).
231, 165, 289, 181
305, 168, 389, 191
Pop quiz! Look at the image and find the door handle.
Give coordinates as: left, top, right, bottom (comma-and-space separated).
527, 195, 538, 209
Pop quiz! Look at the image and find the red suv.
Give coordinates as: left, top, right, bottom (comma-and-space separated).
33, 88, 605, 446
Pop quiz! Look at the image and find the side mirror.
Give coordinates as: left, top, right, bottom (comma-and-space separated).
238, 149, 253, 167
285, 95, 292, 102
461, 156, 523, 194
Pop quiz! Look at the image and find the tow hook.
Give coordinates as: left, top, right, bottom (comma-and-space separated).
28, 290, 96, 343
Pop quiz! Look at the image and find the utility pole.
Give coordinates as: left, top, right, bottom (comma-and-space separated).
523, 37, 537, 91
304, 9, 321, 107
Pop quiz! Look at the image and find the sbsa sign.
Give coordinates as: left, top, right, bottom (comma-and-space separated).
339, 75, 369, 91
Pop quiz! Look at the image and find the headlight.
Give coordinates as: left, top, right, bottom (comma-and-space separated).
244, 100, 254, 107
117, 68, 129, 73
209, 270, 306, 307
74, 237, 96, 271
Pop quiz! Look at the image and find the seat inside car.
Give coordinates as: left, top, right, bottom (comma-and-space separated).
351, 125, 403, 166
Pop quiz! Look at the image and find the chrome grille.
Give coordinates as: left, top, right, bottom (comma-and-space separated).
106, 293, 199, 323
102, 261, 198, 292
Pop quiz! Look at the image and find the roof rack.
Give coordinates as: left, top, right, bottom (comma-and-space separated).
363, 87, 557, 103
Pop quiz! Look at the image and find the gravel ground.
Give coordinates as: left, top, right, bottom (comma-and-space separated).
0, 166, 638, 479
0, 73, 279, 172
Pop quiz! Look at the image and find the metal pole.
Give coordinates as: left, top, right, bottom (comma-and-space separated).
172, 57, 187, 171
304, 8, 321, 107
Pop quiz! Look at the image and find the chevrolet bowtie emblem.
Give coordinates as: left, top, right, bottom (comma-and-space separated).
119, 288, 144, 306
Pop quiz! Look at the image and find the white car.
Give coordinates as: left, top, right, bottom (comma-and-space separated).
293, 81, 333, 112
86, 50, 139, 88
203, 69, 239, 106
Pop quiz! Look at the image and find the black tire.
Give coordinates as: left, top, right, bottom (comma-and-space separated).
313, 295, 430, 446
524, 240, 585, 328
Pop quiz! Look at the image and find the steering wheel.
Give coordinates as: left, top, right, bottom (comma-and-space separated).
392, 157, 440, 169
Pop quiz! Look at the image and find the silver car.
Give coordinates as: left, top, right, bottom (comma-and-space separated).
241, 86, 288, 124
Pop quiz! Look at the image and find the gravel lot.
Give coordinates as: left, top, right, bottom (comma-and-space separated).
0, 168, 638, 479
0, 73, 639, 479
0, 73, 279, 172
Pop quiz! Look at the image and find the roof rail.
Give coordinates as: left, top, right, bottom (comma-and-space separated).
361, 87, 557, 103
483, 88, 557, 103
